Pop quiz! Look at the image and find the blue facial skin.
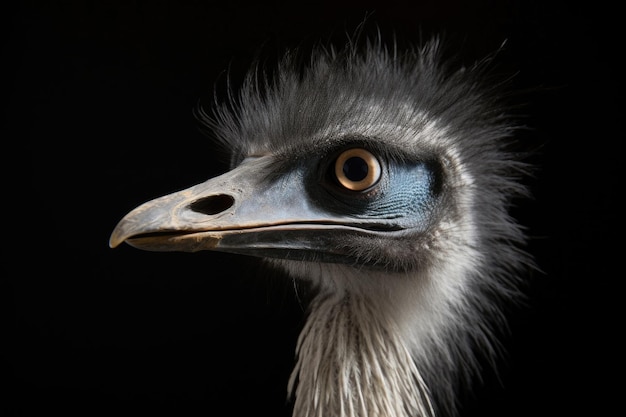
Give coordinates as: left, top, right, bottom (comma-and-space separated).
323, 158, 437, 230
283, 145, 441, 233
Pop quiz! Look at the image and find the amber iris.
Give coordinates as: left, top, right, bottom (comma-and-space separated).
334, 148, 381, 191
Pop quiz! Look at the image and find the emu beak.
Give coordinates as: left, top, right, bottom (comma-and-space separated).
110, 156, 369, 262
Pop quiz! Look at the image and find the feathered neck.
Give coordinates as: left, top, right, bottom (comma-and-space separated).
288, 290, 435, 417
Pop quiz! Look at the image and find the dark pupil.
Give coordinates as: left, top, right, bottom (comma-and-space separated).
343, 157, 368, 182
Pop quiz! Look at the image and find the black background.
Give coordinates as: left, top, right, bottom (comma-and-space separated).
7, 1, 620, 416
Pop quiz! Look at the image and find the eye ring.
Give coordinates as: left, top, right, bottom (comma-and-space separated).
334, 148, 382, 191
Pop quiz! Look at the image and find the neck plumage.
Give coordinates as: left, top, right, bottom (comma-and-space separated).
288, 290, 435, 417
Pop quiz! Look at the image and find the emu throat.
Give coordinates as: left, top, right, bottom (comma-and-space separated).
288, 291, 435, 417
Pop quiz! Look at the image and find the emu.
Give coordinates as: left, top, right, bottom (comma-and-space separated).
110, 37, 530, 417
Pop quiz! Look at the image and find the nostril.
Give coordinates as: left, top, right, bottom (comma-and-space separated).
189, 194, 235, 215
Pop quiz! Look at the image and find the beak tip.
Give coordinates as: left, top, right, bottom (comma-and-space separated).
109, 227, 126, 249
109, 237, 121, 249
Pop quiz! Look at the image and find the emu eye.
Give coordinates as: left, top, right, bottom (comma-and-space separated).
334, 148, 381, 191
